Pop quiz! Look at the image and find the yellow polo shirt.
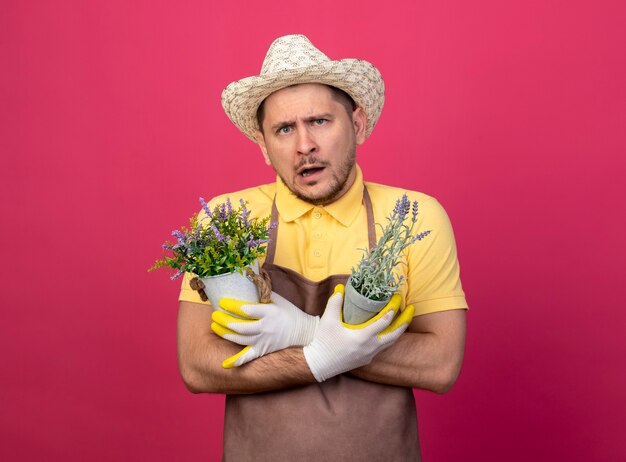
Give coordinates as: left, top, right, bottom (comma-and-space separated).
179, 165, 467, 316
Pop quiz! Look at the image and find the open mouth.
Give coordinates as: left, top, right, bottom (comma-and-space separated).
299, 166, 325, 177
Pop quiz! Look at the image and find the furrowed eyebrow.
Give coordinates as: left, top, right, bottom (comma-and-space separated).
270, 120, 295, 132
304, 113, 333, 122
270, 114, 334, 132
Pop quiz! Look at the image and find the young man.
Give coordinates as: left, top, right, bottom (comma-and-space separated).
177, 34, 468, 461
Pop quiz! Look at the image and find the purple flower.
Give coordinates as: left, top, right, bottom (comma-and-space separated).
393, 194, 411, 219
412, 201, 419, 221
247, 237, 269, 248
172, 229, 186, 244
393, 198, 402, 215
411, 230, 431, 243
240, 199, 250, 226
211, 224, 224, 242
170, 230, 189, 251
199, 197, 212, 218
170, 269, 183, 280
226, 198, 233, 215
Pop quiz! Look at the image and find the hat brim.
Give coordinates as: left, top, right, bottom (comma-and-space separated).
221, 58, 385, 142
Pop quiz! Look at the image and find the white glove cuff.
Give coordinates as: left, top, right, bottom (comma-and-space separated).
303, 338, 346, 383
303, 342, 328, 382
291, 314, 319, 347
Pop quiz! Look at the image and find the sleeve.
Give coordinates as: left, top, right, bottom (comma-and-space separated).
404, 197, 468, 316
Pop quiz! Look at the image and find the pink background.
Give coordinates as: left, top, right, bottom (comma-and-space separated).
2, 0, 625, 460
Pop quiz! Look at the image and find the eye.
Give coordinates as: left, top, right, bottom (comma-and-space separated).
278, 126, 292, 134
313, 119, 327, 126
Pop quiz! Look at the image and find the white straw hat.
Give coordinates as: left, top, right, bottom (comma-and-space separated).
221, 34, 385, 142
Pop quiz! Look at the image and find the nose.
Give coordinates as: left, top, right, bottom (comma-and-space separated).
296, 127, 318, 155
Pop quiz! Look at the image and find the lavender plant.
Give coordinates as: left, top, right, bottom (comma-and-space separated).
149, 198, 273, 280
350, 194, 431, 301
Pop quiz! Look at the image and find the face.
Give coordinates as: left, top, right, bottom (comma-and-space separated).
256, 84, 367, 206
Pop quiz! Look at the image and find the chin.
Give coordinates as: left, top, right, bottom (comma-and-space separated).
299, 186, 342, 206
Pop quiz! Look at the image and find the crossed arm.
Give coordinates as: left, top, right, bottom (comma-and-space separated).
177, 300, 466, 395
178, 300, 316, 394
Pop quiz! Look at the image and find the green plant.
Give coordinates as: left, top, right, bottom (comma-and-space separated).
149, 198, 273, 280
350, 194, 431, 301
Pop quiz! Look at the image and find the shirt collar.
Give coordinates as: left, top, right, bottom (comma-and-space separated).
275, 165, 365, 226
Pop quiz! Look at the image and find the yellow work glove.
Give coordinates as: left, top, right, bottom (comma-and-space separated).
211, 292, 319, 369
303, 285, 415, 382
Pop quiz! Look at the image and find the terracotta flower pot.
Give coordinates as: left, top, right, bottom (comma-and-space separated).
200, 260, 260, 314
342, 278, 390, 325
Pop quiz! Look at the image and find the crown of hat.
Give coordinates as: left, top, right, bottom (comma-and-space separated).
260, 35, 331, 75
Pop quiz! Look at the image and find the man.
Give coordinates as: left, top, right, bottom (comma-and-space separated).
177, 34, 467, 461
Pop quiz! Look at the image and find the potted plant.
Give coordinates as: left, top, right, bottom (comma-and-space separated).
343, 194, 431, 324
149, 197, 274, 308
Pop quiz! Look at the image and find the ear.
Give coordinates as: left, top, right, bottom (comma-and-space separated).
255, 130, 272, 166
352, 107, 367, 145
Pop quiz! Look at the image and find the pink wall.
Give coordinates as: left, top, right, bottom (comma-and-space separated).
2, 1, 625, 460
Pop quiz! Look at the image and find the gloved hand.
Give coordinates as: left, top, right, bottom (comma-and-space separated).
211, 292, 319, 369
303, 284, 415, 382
